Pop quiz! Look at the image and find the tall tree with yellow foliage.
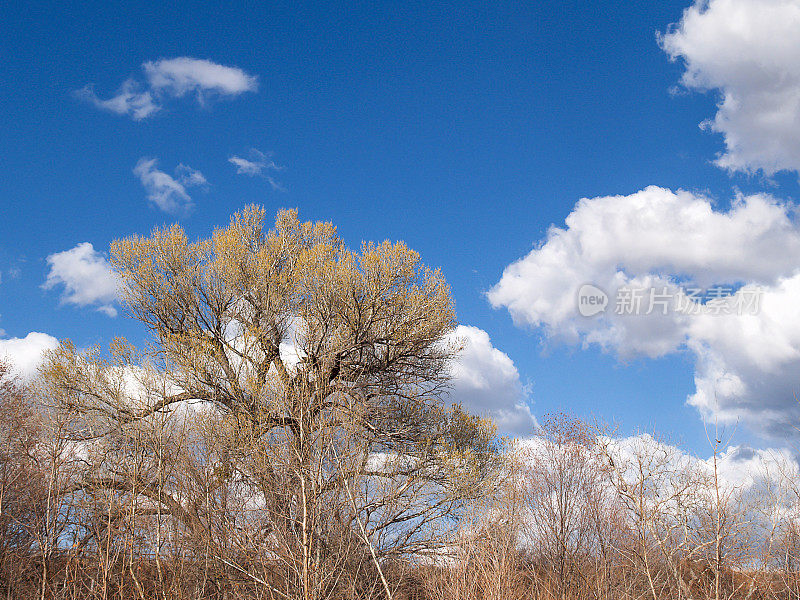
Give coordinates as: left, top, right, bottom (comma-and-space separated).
40, 207, 498, 600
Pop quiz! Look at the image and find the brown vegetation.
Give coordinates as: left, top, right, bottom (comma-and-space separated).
2, 207, 800, 599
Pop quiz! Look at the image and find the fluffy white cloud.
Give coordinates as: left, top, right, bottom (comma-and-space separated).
134, 157, 207, 213
661, 0, 800, 175
77, 57, 257, 120
489, 186, 800, 440
229, 149, 285, 190
687, 276, 800, 438
43, 243, 119, 317
713, 444, 799, 489
600, 433, 797, 496
448, 325, 536, 435
143, 57, 257, 98
0, 332, 59, 379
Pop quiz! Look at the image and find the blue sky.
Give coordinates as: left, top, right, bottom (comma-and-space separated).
3, 0, 800, 456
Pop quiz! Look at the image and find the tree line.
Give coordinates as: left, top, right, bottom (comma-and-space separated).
2, 207, 800, 600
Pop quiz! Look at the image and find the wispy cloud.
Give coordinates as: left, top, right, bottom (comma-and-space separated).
174, 163, 209, 187
77, 57, 258, 121
229, 148, 285, 190
75, 79, 159, 120
43, 243, 120, 317
133, 157, 207, 213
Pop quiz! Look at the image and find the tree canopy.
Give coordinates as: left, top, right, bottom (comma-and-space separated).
40, 206, 498, 600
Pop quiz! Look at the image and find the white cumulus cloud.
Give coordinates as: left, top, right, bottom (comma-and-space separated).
600, 433, 798, 498
489, 186, 800, 440
43, 242, 120, 317
448, 325, 536, 436
661, 0, 800, 175
0, 332, 59, 379
143, 57, 258, 98
77, 57, 257, 120
134, 157, 207, 213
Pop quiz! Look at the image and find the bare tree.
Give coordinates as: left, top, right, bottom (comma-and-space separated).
39, 207, 498, 600
597, 430, 708, 600
0, 361, 47, 598
515, 414, 611, 600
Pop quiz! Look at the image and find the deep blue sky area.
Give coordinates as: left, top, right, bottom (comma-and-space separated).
1, 0, 792, 455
